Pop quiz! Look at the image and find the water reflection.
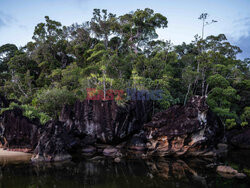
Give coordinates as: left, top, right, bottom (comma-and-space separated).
0, 155, 249, 188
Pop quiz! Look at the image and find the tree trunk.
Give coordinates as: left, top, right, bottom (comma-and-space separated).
201, 69, 205, 96
184, 83, 191, 105
205, 83, 209, 96
103, 70, 106, 100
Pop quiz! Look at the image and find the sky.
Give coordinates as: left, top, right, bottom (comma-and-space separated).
0, 0, 250, 59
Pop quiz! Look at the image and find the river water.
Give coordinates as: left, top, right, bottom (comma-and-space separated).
0, 150, 250, 188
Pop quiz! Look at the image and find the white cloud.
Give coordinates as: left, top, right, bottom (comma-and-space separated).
230, 16, 250, 40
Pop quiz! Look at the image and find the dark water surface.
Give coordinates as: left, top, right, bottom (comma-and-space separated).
0, 150, 250, 188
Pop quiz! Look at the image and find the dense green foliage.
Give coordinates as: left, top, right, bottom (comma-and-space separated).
0, 102, 50, 125
0, 9, 249, 127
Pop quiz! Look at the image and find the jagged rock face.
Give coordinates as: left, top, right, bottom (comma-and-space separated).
32, 100, 152, 161
32, 121, 76, 162
129, 96, 223, 157
0, 95, 223, 161
0, 108, 39, 151
59, 100, 152, 144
